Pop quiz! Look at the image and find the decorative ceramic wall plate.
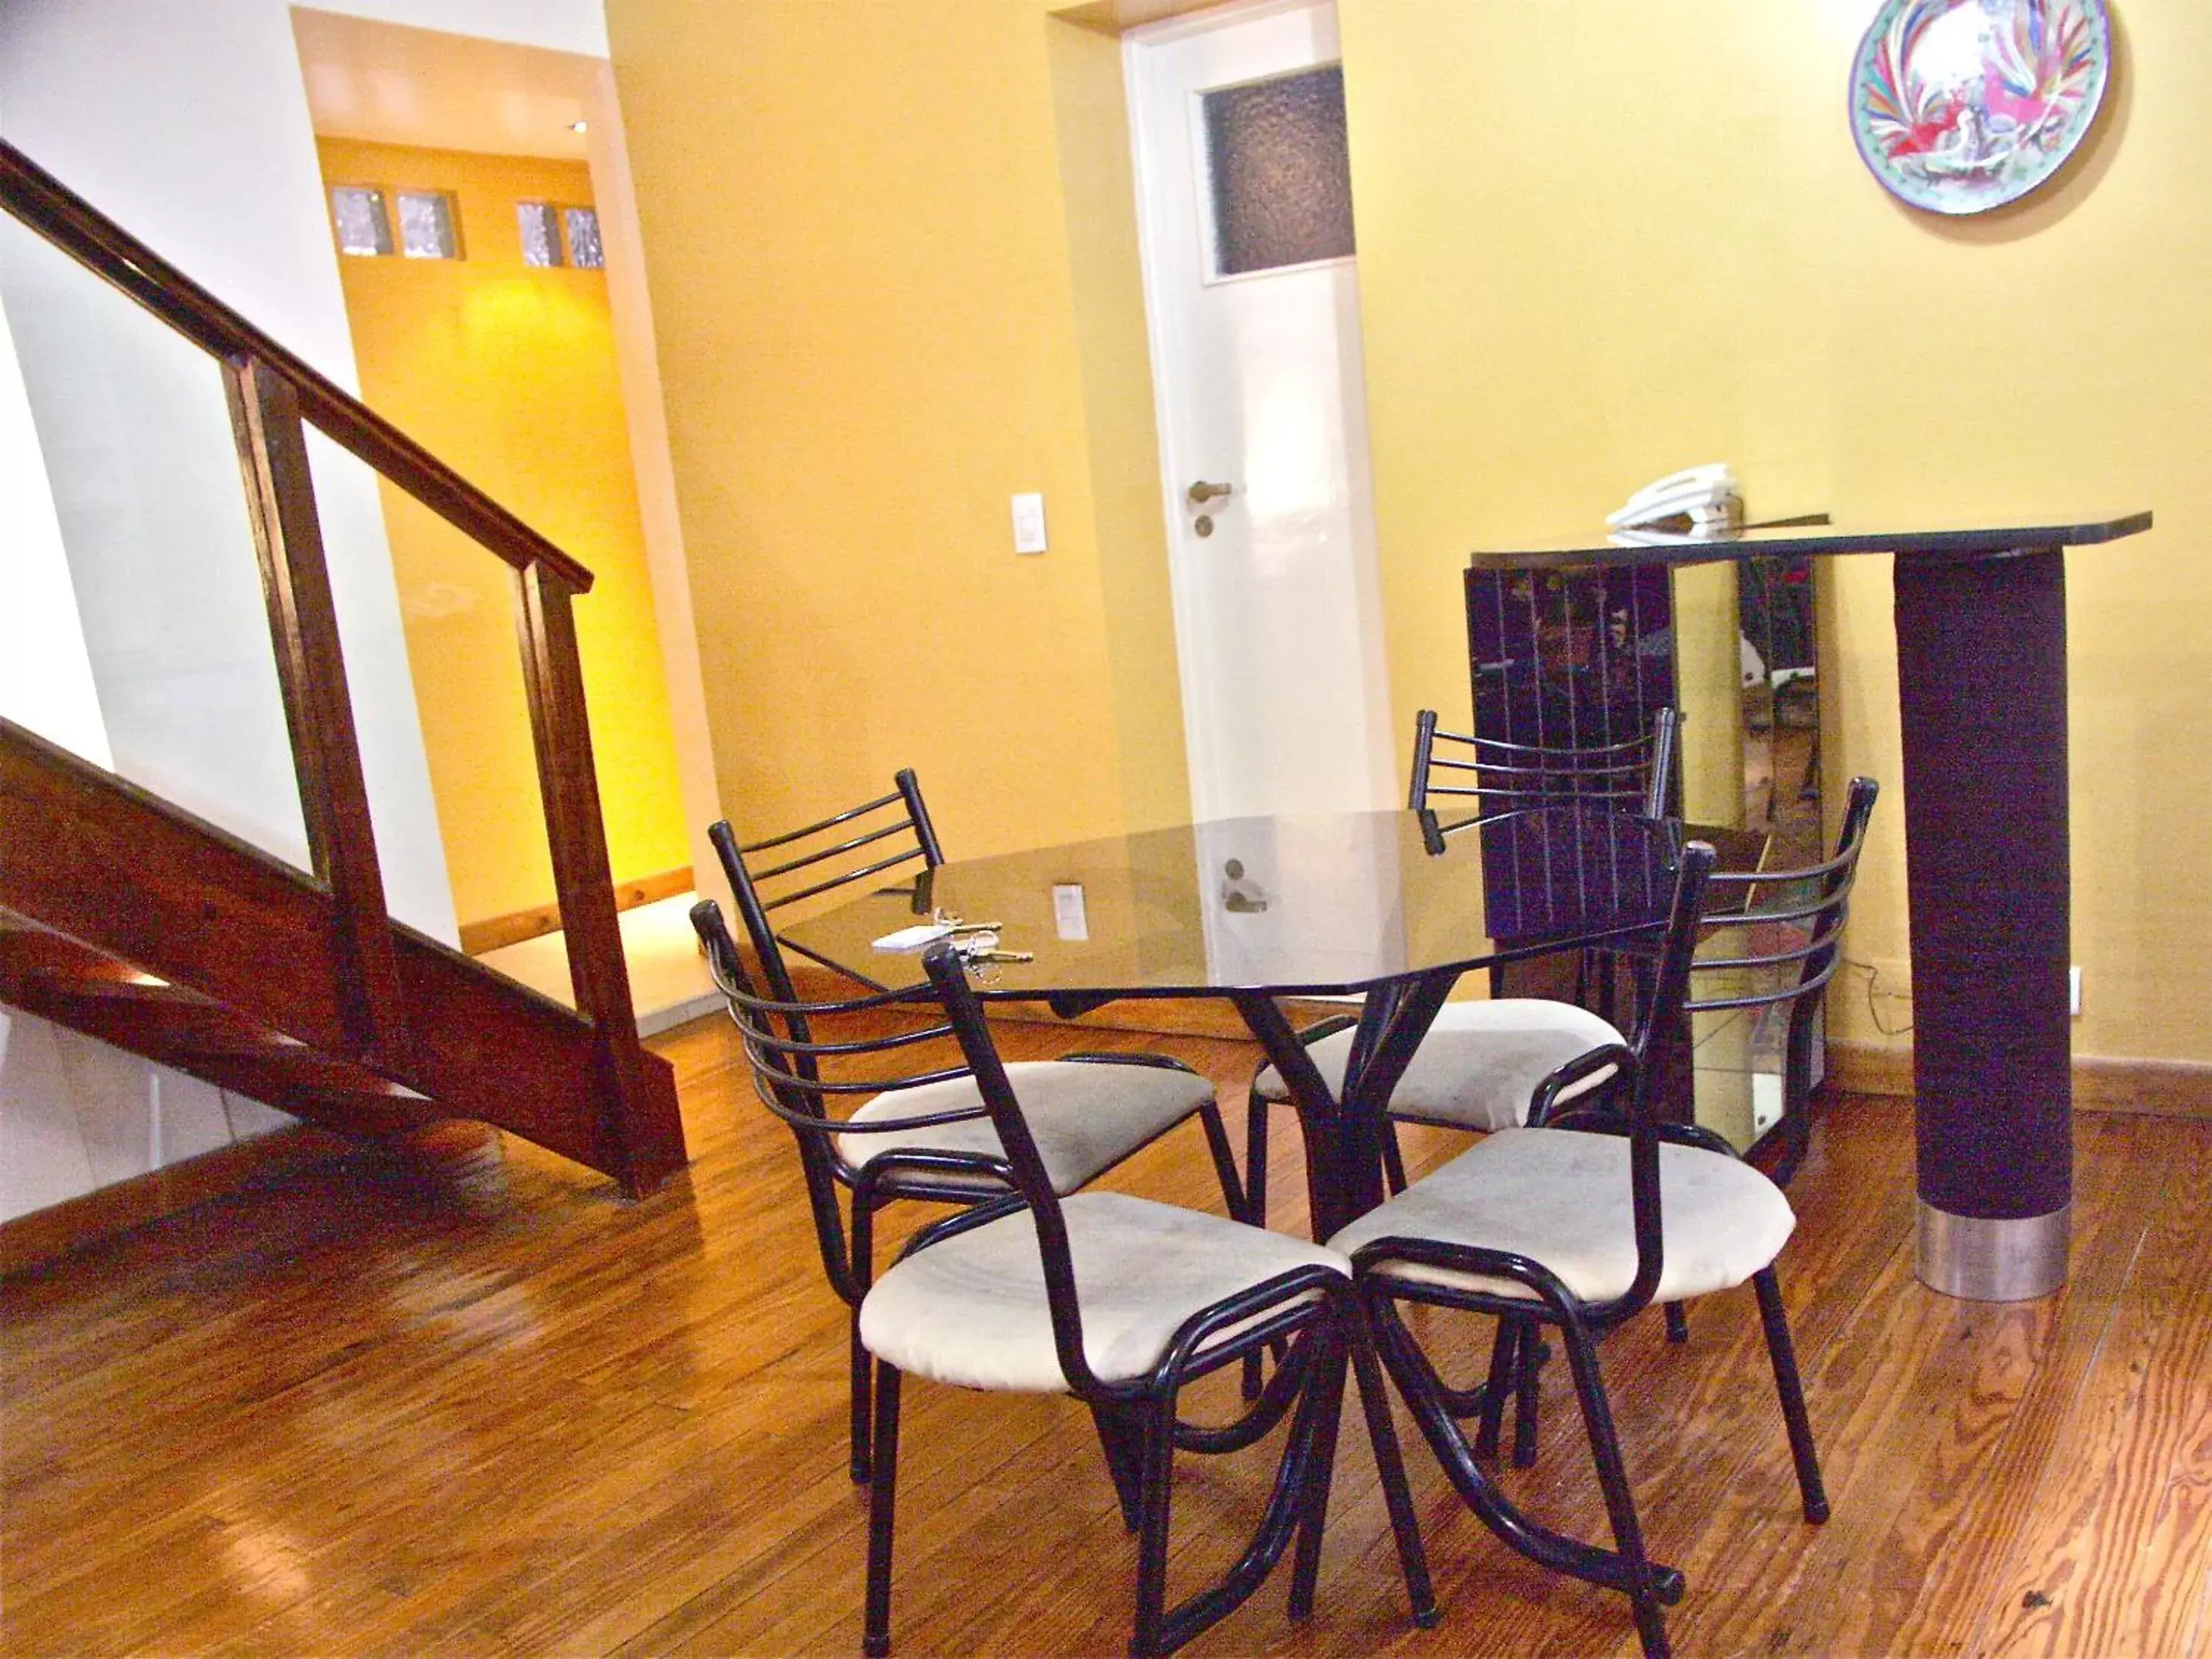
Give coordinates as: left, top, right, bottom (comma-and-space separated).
1850, 0, 2111, 214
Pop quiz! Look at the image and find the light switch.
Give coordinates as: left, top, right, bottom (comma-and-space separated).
1011, 492, 1048, 555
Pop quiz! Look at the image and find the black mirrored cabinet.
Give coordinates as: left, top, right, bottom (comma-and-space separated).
1465, 555, 1824, 1154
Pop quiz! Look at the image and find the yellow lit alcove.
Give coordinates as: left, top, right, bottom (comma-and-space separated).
318, 137, 690, 950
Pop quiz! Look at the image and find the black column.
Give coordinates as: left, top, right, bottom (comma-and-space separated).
1892, 548, 2072, 1232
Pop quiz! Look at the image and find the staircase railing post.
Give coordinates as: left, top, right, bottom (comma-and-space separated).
227, 355, 411, 1077
514, 559, 686, 1196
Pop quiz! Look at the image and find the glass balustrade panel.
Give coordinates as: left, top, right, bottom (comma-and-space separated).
0, 208, 311, 873
305, 430, 574, 1006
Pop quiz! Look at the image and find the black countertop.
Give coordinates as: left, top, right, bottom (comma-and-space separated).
1467, 510, 2152, 571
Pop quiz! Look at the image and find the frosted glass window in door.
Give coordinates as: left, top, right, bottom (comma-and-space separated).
1201, 64, 1355, 277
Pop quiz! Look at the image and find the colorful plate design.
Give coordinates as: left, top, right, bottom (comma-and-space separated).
1850, 0, 2111, 214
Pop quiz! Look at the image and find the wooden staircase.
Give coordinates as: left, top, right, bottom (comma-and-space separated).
0, 142, 686, 1199
0, 907, 442, 1141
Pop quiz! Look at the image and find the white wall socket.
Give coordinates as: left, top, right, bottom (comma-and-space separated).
1751, 1072, 1784, 1136
2070, 964, 2082, 1017
1051, 883, 1089, 941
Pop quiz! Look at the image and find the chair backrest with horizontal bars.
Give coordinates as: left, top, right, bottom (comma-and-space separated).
705, 769, 942, 1008
1588, 774, 1879, 1190
1409, 706, 1680, 821
1508, 777, 1875, 1320
693, 904, 1245, 1404
913, 939, 1352, 1409
690, 898, 992, 1309
1667, 773, 1879, 1183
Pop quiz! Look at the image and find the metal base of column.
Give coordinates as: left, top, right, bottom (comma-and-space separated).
1916, 1201, 2070, 1301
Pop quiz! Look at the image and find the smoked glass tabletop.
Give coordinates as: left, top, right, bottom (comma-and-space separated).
776, 805, 1686, 1002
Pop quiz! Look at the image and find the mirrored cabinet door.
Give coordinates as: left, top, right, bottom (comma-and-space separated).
1739, 556, 1821, 865
1687, 555, 1824, 1153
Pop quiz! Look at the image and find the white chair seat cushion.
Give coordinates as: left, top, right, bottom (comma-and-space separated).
1255, 1000, 1626, 1131
834, 1061, 1214, 1195
861, 1192, 1349, 1392
1329, 1127, 1795, 1306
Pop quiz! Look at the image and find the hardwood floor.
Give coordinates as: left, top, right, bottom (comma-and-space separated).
6, 1011, 2210, 1657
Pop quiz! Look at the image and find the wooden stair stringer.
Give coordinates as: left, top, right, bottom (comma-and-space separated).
0, 722, 680, 1188
0, 915, 446, 1144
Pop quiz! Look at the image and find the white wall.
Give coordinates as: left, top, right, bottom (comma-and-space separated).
583, 64, 731, 914
0, 1005, 296, 1225
0, 0, 461, 942
314, 0, 611, 58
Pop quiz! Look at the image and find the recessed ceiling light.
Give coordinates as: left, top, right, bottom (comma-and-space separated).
570, 120, 589, 134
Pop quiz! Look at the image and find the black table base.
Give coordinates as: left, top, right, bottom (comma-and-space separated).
1233, 975, 1455, 1241
1895, 546, 2072, 1298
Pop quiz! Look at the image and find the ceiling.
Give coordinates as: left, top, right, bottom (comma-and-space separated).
291, 8, 601, 161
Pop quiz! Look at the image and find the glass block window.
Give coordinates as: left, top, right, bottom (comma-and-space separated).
562, 206, 605, 270
1200, 64, 1355, 278
396, 190, 461, 259
330, 186, 393, 257
518, 202, 564, 267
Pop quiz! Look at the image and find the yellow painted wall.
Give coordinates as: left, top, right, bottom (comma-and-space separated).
1336, 0, 2210, 1061
320, 138, 691, 930
604, 2, 1189, 861
607, 2, 2207, 1064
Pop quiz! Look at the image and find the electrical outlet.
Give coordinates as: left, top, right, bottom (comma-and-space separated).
1751, 1072, 1784, 1136
2070, 964, 2082, 1017
1051, 883, 1089, 942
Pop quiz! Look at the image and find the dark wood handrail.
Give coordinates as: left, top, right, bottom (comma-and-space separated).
0, 139, 594, 592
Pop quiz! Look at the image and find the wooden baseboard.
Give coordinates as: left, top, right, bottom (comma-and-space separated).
988, 996, 1351, 1043
1826, 1041, 2212, 1120
2073, 1054, 2212, 1117
460, 866, 693, 957
1823, 1041, 1915, 1098
0, 1123, 350, 1279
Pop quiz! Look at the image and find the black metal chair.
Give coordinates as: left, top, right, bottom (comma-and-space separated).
1242, 708, 1682, 1242
1328, 776, 1877, 1659
703, 930, 1436, 1657
1467, 772, 1884, 1465
693, 771, 1248, 1485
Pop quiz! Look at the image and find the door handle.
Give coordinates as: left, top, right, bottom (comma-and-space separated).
1186, 480, 1235, 505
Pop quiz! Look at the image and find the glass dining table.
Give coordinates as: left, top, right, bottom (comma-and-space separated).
778, 801, 1692, 1239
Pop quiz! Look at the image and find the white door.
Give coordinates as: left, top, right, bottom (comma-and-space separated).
1126, 0, 1396, 823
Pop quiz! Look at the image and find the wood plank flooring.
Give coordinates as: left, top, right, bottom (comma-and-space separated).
6, 1011, 2211, 1657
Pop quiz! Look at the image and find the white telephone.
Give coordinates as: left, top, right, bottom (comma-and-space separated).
1606, 463, 1742, 539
